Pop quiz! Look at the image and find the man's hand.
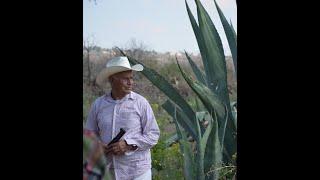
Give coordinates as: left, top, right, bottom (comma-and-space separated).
101, 140, 131, 156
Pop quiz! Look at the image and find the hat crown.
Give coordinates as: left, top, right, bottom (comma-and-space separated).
106, 56, 131, 68
96, 56, 143, 86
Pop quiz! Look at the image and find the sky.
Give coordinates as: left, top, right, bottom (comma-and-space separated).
83, 0, 237, 55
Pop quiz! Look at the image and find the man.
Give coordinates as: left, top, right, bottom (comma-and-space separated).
84, 56, 160, 180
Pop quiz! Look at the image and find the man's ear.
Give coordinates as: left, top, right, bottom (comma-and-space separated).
108, 76, 114, 85
108, 76, 113, 84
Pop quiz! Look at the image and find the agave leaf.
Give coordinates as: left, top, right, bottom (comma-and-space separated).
176, 58, 225, 120
195, 97, 200, 112
165, 133, 179, 147
193, 1, 237, 162
196, 111, 211, 135
230, 20, 237, 76
184, 51, 206, 85
185, 0, 210, 86
194, 0, 228, 100
177, 57, 236, 162
231, 101, 237, 128
162, 100, 195, 180
118, 48, 198, 139
196, 111, 208, 123
200, 110, 214, 155
176, 124, 195, 180
220, 105, 229, 152
204, 112, 222, 180
196, 0, 225, 58
230, 21, 237, 43
214, 0, 237, 75
161, 100, 197, 142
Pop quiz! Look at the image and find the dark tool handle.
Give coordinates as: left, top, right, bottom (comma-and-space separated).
107, 128, 126, 145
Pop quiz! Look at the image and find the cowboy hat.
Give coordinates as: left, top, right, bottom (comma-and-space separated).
96, 56, 143, 86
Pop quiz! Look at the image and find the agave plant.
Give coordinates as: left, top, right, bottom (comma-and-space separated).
118, 0, 237, 179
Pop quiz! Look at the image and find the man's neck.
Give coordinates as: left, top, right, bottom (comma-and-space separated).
111, 90, 129, 100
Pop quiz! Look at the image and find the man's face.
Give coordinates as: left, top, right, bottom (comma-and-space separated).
110, 70, 134, 94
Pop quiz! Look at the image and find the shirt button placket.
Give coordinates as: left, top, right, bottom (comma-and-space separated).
112, 102, 118, 178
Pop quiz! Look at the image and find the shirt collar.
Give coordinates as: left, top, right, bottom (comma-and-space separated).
127, 91, 135, 100
104, 91, 135, 102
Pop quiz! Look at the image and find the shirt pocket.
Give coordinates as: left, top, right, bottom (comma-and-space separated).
119, 109, 141, 130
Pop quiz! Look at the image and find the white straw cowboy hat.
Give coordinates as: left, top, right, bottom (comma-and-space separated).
96, 56, 143, 86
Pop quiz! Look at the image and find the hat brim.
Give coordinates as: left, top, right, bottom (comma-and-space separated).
96, 64, 143, 87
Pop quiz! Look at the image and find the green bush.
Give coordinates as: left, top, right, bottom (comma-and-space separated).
152, 141, 184, 180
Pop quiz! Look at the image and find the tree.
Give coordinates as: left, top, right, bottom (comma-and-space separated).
83, 36, 96, 85
125, 38, 148, 61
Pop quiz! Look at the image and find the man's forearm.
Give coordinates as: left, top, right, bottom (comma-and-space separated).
124, 130, 160, 150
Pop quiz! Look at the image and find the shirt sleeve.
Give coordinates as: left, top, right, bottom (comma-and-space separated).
124, 100, 160, 151
85, 99, 99, 135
